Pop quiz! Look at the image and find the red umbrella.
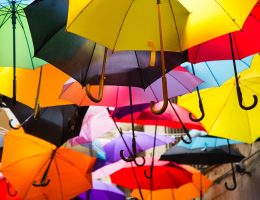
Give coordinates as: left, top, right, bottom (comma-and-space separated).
110, 157, 192, 190
112, 101, 204, 131
188, 2, 260, 63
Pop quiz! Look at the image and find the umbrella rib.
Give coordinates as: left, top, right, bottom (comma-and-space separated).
112, 0, 135, 51
204, 62, 221, 87
214, 0, 242, 30
167, 72, 192, 93
149, 85, 159, 102
16, 12, 36, 69
0, 13, 11, 29
168, 0, 182, 52
134, 51, 145, 89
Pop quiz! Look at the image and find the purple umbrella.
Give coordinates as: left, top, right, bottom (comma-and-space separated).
103, 131, 175, 163
76, 180, 125, 200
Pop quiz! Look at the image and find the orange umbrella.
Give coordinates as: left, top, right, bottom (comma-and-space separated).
0, 64, 71, 109
0, 129, 96, 200
131, 165, 212, 200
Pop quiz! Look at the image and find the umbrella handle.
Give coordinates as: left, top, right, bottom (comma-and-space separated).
150, 0, 169, 115
236, 85, 258, 110
33, 101, 41, 119
6, 181, 17, 197
32, 179, 50, 187
150, 76, 168, 115
133, 156, 145, 167
181, 128, 192, 144
120, 150, 145, 166
224, 163, 237, 190
85, 47, 107, 103
189, 90, 205, 122
9, 113, 34, 130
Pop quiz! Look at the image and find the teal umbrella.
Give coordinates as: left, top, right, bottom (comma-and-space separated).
0, 0, 46, 103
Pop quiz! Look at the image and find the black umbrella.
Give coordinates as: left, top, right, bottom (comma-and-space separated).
24, 0, 188, 102
1, 96, 88, 147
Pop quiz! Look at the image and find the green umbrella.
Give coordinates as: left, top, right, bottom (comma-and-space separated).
0, 0, 46, 103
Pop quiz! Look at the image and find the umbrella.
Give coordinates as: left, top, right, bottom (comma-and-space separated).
188, 1, 260, 63
59, 66, 202, 107
66, 0, 256, 113
110, 157, 192, 190
178, 54, 260, 144
69, 106, 115, 145
76, 180, 125, 200
2, 96, 88, 147
0, 129, 96, 200
103, 131, 175, 163
25, 0, 188, 107
0, 64, 72, 116
0, 0, 46, 103
131, 165, 212, 200
0, 176, 20, 200
181, 55, 253, 122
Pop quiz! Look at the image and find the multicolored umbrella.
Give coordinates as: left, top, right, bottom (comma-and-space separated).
1, 129, 96, 200
76, 180, 125, 200
188, 1, 260, 63
131, 165, 212, 200
178, 54, 260, 144
103, 131, 174, 163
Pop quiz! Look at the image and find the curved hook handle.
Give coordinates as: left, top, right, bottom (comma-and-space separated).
144, 167, 152, 179
133, 156, 146, 167
150, 76, 168, 115
120, 149, 135, 162
85, 47, 107, 103
189, 97, 205, 122
236, 85, 258, 110
181, 128, 192, 144
9, 113, 34, 130
32, 179, 50, 187
6, 182, 17, 197
224, 167, 237, 191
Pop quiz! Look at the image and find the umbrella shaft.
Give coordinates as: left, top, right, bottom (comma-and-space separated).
11, 1, 17, 104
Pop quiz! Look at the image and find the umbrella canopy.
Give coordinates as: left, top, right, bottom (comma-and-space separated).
131, 165, 212, 200
66, 0, 256, 52
0, 0, 45, 68
160, 140, 244, 165
69, 106, 115, 145
0, 64, 72, 108
182, 56, 253, 90
76, 180, 125, 200
2, 96, 88, 147
25, 0, 188, 88
178, 53, 260, 143
0, 177, 21, 200
188, 1, 260, 63
59, 66, 202, 107
110, 157, 192, 190
112, 102, 204, 130
103, 131, 175, 163
0, 129, 96, 200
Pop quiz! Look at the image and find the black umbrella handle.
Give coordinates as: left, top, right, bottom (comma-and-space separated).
189, 87, 205, 122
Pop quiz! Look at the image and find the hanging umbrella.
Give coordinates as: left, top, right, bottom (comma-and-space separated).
59, 66, 203, 107
0, 129, 96, 200
103, 131, 175, 163
66, 0, 256, 113
112, 101, 205, 131
69, 106, 115, 146
131, 165, 212, 200
0, 0, 46, 103
178, 54, 260, 144
0, 64, 72, 119
2, 96, 88, 147
110, 157, 192, 190
0, 176, 20, 200
76, 180, 125, 200
25, 0, 188, 106
188, 1, 260, 63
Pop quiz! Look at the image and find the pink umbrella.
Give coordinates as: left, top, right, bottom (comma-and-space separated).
59, 66, 202, 107
69, 106, 115, 145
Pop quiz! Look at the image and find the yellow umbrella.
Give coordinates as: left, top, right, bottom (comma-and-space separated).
66, 0, 256, 114
0, 64, 71, 112
178, 54, 260, 144
66, 0, 256, 52
131, 165, 212, 200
